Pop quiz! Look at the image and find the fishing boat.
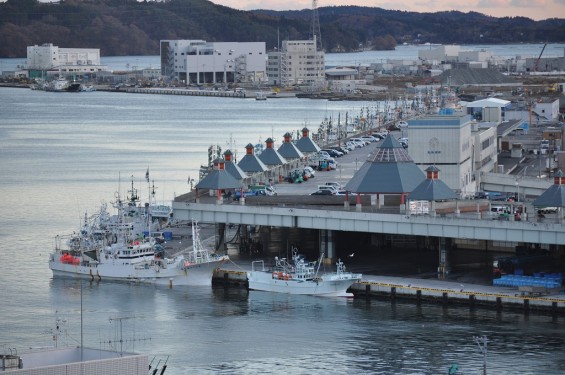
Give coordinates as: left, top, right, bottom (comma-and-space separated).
49, 181, 228, 286
45, 76, 69, 92
247, 248, 362, 297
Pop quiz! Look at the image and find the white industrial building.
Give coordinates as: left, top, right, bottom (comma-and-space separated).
418, 45, 493, 65
504, 98, 561, 124
26, 43, 107, 75
266, 36, 325, 86
407, 113, 499, 197
160, 40, 266, 85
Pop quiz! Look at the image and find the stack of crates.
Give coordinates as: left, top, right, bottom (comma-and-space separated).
493, 274, 562, 288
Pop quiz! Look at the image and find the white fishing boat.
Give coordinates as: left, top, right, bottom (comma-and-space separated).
45, 76, 69, 92
49, 183, 228, 286
247, 249, 362, 297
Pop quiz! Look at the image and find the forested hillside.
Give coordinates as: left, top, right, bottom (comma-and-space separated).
0, 0, 563, 57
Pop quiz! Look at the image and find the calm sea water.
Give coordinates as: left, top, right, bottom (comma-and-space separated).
1, 57, 565, 373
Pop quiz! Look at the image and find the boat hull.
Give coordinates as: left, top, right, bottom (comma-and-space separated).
49, 258, 226, 286
247, 271, 360, 297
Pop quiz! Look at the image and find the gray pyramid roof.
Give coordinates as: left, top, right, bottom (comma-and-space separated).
344, 134, 425, 193
195, 159, 243, 190
533, 170, 565, 208
225, 161, 247, 180
238, 143, 268, 173
408, 166, 457, 201
295, 127, 321, 153
278, 134, 304, 159
223, 150, 247, 180
259, 138, 287, 166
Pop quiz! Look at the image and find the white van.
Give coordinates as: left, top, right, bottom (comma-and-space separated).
249, 185, 277, 196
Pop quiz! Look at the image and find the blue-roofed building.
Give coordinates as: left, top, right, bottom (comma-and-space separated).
258, 138, 287, 167
223, 150, 247, 180
277, 132, 304, 160
195, 158, 243, 204
238, 143, 268, 174
295, 127, 321, 154
345, 134, 426, 208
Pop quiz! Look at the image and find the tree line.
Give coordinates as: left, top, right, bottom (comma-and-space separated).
0, 0, 563, 58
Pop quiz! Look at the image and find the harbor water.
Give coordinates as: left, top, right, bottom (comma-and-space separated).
1, 44, 565, 373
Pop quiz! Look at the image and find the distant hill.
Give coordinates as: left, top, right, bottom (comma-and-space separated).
0, 0, 563, 58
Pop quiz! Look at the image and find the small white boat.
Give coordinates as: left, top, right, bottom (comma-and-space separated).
80, 84, 96, 92
255, 92, 267, 100
247, 249, 361, 297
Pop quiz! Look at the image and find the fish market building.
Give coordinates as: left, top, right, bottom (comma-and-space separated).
26, 43, 108, 79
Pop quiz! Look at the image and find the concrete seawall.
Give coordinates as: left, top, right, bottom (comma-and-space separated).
212, 268, 565, 315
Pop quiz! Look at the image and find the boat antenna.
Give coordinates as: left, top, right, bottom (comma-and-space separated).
80, 281, 83, 362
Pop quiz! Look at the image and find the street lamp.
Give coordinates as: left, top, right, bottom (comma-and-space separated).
224, 59, 234, 86
213, 49, 219, 84
196, 46, 200, 85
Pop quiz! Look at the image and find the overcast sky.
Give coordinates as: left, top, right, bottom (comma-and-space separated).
211, 0, 562, 21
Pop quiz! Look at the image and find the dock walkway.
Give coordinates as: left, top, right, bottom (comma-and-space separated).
212, 262, 565, 314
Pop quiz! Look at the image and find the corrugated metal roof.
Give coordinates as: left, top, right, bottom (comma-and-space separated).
466, 98, 510, 108
238, 154, 268, 172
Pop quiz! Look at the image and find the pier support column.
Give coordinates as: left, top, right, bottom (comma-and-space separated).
356, 194, 362, 211
320, 229, 336, 264
216, 189, 223, 205
344, 191, 350, 209
437, 237, 451, 279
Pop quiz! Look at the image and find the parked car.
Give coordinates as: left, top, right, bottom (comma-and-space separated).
397, 121, 408, 128
316, 150, 332, 159
303, 166, 316, 178
324, 182, 342, 190
310, 190, 332, 196
249, 184, 277, 196
372, 133, 385, 140
360, 135, 377, 143
345, 141, 357, 150
350, 137, 369, 146
321, 149, 342, 158
336, 190, 357, 196
332, 146, 349, 155
537, 207, 558, 214
317, 185, 338, 194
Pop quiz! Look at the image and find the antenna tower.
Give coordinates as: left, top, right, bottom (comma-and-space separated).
311, 0, 322, 51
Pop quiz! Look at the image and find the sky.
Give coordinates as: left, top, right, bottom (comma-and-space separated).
22, 0, 564, 21
210, 0, 563, 21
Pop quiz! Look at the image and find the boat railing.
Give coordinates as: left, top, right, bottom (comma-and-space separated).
251, 260, 265, 272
